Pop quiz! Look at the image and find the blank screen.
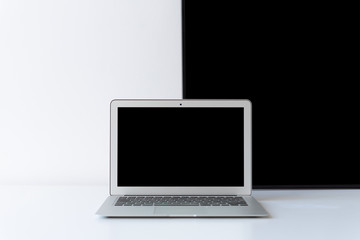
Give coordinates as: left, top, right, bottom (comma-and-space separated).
117, 107, 244, 187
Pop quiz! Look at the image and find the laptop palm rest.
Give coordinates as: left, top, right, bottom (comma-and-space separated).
154, 207, 208, 216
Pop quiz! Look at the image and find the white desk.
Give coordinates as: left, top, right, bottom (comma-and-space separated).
0, 185, 359, 240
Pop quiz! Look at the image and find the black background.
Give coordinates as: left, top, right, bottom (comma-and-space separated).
182, 1, 359, 188
117, 108, 244, 187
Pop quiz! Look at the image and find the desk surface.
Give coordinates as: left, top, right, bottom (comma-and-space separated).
0, 185, 359, 240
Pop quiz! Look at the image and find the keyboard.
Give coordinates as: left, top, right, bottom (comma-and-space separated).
115, 196, 248, 206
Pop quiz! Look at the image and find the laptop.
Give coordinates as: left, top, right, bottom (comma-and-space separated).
96, 99, 268, 217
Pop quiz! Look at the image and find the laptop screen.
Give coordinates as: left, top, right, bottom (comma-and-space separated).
117, 107, 244, 187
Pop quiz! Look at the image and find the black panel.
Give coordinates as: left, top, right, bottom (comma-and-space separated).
117, 107, 244, 187
182, 1, 359, 188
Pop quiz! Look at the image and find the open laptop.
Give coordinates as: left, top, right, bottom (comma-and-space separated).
96, 99, 268, 217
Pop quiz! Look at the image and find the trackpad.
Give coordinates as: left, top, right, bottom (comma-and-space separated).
154, 207, 208, 216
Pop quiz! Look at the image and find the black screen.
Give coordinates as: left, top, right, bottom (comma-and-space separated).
183, 1, 359, 188
117, 107, 244, 187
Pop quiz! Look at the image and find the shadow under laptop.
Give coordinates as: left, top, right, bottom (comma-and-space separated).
100, 217, 264, 240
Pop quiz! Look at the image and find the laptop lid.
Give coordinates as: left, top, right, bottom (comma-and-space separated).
110, 100, 251, 195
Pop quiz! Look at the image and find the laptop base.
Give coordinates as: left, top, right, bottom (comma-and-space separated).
96, 195, 268, 217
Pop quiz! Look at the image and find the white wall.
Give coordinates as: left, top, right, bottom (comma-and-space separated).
0, 0, 182, 185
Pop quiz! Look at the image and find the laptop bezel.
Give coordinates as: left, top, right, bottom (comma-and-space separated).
110, 99, 252, 196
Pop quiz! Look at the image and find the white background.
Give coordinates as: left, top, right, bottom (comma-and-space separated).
0, 0, 182, 185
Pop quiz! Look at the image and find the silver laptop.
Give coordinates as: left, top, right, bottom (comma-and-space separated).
96, 99, 268, 217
